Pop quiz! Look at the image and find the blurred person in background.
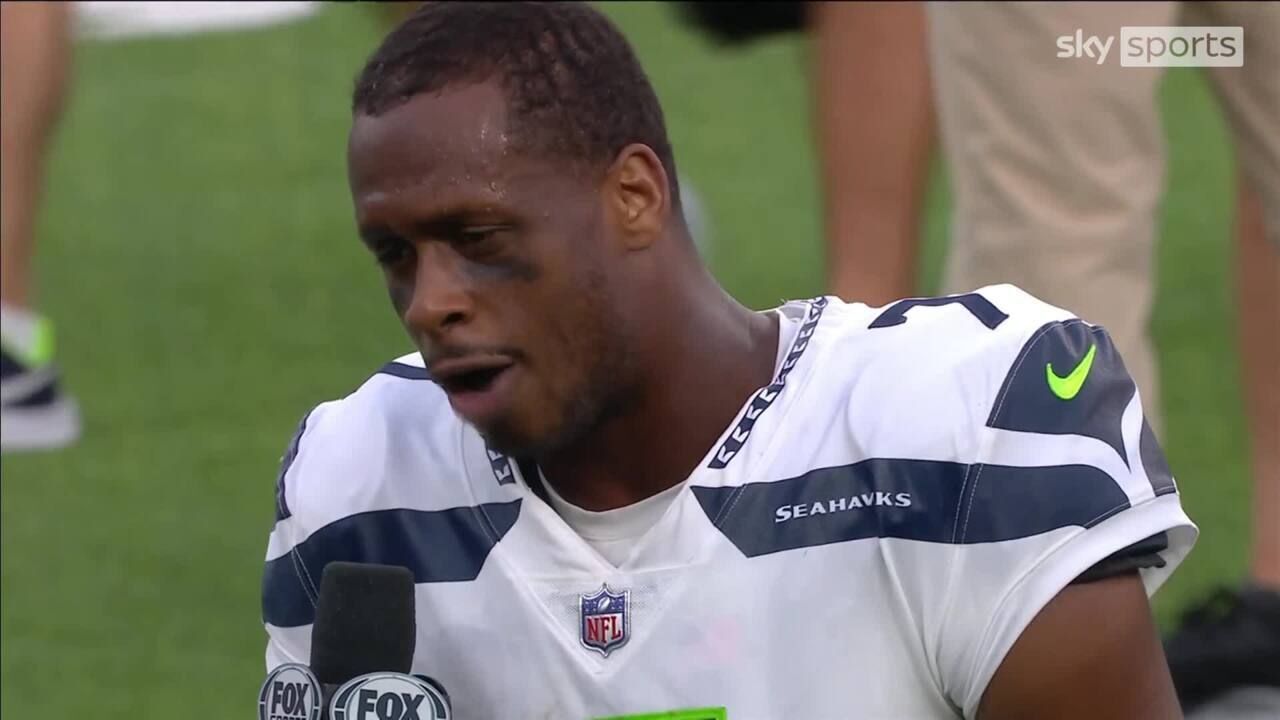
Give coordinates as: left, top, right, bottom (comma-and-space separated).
1, 0, 323, 454
683, 1, 932, 307
0, 1, 80, 452
810, 2, 935, 309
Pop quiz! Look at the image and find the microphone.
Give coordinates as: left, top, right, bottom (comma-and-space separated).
310, 561, 417, 688
310, 561, 451, 720
258, 562, 451, 720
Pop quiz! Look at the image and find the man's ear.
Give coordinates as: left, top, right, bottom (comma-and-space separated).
605, 143, 669, 251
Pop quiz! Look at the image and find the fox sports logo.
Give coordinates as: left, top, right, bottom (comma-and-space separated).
330, 672, 452, 720
258, 663, 321, 720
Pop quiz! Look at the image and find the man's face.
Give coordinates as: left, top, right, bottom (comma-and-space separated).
347, 81, 636, 456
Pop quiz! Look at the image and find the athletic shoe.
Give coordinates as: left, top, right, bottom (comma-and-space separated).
1165, 584, 1280, 712
1, 344, 81, 452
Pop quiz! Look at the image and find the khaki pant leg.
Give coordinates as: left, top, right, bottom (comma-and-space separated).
1195, 2, 1280, 247
928, 1, 1177, 425
1195, 3, 1280, 579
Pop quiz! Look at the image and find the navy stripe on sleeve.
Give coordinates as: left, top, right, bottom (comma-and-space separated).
693, 459, 1129, 558
263, 500, 522, 627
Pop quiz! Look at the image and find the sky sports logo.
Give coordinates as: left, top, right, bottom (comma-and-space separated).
1056, 26, 1243, 67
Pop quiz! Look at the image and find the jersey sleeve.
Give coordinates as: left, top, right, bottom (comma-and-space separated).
929, 286, 1197, 718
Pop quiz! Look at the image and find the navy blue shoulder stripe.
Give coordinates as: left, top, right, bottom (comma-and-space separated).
263, 501, 521, 627
987, 320, 1135, 467
692, 459, 1129, 558
377, 362, 431, 381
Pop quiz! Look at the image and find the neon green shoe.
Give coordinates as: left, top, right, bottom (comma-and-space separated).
1, 317, 81, 452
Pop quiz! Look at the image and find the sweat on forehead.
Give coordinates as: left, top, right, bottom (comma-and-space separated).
349, 83, 509, 179
346, 82, 600, 202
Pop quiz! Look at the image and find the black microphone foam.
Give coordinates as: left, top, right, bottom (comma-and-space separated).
309, 561, 416, 685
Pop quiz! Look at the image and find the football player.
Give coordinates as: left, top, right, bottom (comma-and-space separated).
262, 3, 1196, 718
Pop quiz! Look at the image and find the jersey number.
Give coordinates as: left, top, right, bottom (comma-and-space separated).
869, 293, 1008, 330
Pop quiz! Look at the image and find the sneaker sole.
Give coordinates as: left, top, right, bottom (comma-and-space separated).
1, 396, 82, 452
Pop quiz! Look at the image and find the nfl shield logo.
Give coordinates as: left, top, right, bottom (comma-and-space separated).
579, 584, 630, 657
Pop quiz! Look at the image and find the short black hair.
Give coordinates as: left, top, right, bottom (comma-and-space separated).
353, 2, 680, 200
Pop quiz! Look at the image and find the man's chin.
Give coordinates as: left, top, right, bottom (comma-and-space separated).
472, 396, 606, 460
472, 419, 546, 459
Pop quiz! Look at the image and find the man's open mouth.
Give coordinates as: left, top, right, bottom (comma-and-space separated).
442, 365, 508, 394
429, 356, 515, 396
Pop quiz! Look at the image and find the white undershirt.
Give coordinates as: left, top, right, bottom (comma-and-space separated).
542, 309, 803, 566
542, 474, 686, 566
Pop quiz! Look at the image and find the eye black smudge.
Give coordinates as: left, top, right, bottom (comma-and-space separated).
388, 282, 413, 317
467, 257, 540, 284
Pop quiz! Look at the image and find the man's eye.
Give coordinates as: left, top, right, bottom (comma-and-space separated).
373, 241, 413, 269
455, 226, 507, 247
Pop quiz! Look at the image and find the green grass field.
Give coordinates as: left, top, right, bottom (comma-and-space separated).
0, 3, 1252, 716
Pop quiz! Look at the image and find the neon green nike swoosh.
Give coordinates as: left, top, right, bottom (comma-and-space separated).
1046, 343, 1096, 400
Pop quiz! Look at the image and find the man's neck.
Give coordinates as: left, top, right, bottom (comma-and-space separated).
538, 284, 779, 512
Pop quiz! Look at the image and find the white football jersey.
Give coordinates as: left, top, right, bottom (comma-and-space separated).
262, 284, 1196, 720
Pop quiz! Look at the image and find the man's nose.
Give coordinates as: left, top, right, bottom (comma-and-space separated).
402, 243, 474, 336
